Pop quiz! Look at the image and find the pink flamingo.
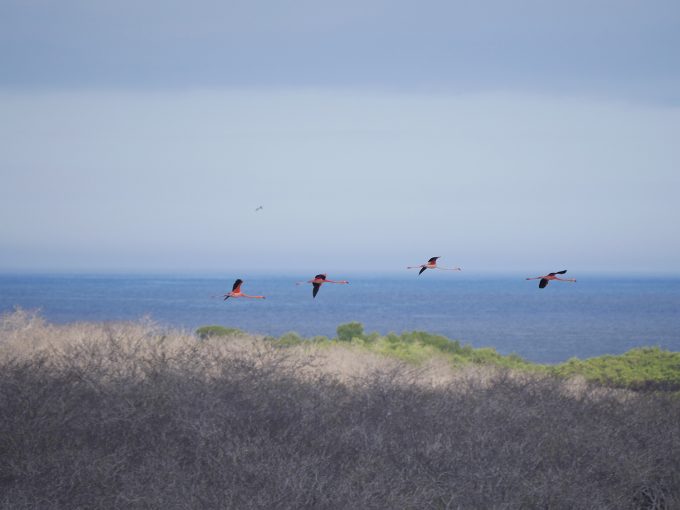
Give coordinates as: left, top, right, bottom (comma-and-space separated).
407, 256, 461, 275
298, 273, 349, 298
526, 270, 577, 289
223, 279, 266, 300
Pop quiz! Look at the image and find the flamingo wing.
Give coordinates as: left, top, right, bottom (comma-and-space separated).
232, 279, 243, 292
428, 257, 439, 264
555, 270, 568, 274
539, 278, 549, 288
312, 282, 321, 298
418, 267, 427, 275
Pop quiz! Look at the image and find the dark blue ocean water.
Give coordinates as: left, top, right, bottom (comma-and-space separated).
1, 273, 679, 363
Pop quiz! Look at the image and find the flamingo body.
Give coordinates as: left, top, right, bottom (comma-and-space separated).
224, 279, 266, 300
407, 256, 461, 275
301, 273, 349, 298
526, 270, 577, 289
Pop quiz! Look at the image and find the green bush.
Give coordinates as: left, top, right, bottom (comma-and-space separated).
364, 332, 380, 343
232, 322, 680, 392
386, 333, 401, 344
195, 325, 243, 339
401, 331, 462, 353
275, 332, 305, 346
551, 347, 680, 391
308, 323, 539, 370
336, 322, 365, 342
371, 336, 440, 364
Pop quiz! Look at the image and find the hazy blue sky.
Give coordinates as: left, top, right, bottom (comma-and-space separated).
1, 0, 679, 273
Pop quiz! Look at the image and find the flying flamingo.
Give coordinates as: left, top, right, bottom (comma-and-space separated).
297, 273, 349, 298
407, 256, 461, 275
526, 270, 577, 289
223, 279, 266, 300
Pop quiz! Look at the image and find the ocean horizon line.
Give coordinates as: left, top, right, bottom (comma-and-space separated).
1, 269, 678, 279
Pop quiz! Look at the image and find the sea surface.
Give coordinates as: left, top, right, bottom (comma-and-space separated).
1, 273, 679, 363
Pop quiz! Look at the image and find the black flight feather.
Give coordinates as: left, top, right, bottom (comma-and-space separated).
418, 267, 427, 275
312, 282, 321, 298
539, 278, 549, 288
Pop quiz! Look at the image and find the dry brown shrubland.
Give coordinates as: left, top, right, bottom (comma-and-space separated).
1, 310, 679, 509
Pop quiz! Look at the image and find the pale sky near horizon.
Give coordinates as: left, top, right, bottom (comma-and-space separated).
1, 1, 679, 274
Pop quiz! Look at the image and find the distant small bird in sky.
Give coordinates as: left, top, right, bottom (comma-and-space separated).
297, 273, 349, 298
255, 206, 263, 212
526, 270, 577, 288
223, 279, 266, 300
407, 257, 462, 275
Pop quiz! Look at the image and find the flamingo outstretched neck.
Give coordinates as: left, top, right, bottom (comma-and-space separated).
526, 270, 577, 288
407, 256, 461, 275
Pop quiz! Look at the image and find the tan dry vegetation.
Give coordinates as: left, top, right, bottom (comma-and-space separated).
1, 310, 679, 509
0, 309, 494, 390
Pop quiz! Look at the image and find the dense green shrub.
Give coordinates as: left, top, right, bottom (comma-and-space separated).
336, 322, 364, 342
552, 347, 680, 391
263, 323, 680, 391
275, 332, 304, 346
309, 335, 332, 344
195, 325, 243, 339
401, 331, 462, 353
333, 324, 538, 370
263, 323, 539, 370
